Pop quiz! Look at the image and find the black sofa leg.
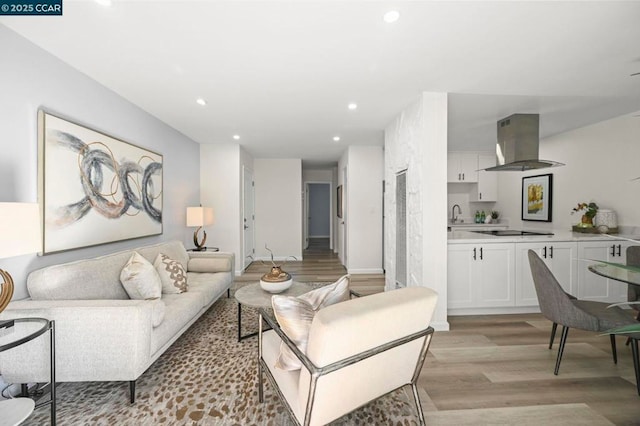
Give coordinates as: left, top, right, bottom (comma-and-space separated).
129, 380, 136, 403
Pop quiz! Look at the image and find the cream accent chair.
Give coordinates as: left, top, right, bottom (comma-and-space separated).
258, 286, 438, 426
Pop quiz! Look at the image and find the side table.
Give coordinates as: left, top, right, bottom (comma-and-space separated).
187, 247, 219, 252
234, 282, 312, 341
0, 318, 56, 426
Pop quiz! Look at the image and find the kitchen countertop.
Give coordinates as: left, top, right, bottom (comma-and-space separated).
448, 229, 640, 244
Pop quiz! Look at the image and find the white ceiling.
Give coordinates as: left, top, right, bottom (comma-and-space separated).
3, 1, 640, 166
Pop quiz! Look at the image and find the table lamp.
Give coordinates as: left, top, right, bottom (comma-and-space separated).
0, 202, 40, 329
186, 206, 214, 251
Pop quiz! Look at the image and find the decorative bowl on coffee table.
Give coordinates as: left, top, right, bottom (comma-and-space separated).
260, 278, 293, 294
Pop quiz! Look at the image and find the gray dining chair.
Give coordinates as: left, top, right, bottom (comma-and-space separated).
528, 250, 636, 375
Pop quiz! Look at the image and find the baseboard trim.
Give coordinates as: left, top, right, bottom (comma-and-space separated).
252, 256, 304, 262
448, 306, 541, 316
347, 268, 384, 274
430, 320, 450, 332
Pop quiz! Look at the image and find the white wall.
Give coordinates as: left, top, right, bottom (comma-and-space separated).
0, 25, 201, 300
345, 146, 384, 273
385, 92, 449, 331
254, 159, 303, 260
494, 113, 640, 231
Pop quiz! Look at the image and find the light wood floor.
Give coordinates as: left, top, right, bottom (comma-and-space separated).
236, 240, 640, 425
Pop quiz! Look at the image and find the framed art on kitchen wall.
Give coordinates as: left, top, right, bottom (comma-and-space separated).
522, 173, 552, 222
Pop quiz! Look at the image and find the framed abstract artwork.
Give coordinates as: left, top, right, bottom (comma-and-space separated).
38, 110, 163, 254
522, 173, 553, 222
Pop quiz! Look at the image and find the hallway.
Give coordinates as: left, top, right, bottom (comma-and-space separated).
235, 237, 385, 294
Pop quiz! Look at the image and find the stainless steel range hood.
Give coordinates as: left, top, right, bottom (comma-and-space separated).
484, 113, 564, 172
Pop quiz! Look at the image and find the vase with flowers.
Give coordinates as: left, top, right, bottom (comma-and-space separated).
571, 202, 598, 227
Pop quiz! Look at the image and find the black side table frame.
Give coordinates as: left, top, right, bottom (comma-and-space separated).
0, 318, 56, 426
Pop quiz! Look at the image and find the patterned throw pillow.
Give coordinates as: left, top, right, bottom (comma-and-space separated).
154, 253, 188, 294
271, 275, 350, 370
120, 252, 162, 300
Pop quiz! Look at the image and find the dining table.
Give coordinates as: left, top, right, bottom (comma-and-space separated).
588, 261, 640, 396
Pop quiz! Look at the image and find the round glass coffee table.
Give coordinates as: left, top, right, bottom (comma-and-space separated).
234, 282, 311, 341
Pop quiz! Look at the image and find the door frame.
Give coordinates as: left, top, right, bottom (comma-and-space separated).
303, 181, 333, 250
242, 166, 255, 270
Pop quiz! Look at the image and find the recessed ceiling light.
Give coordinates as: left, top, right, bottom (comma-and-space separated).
333, 136, 341, 142
233, 135, 240, 140
383, 10, 400, 23
196, 98, 207, 106
95, 0, 112, 6
348, 103, 358, 110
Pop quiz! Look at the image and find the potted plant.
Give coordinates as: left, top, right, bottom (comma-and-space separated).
490, 211, 500, 223
571, 202, 598, 227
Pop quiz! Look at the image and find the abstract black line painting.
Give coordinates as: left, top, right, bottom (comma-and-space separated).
38, 110, 163, 254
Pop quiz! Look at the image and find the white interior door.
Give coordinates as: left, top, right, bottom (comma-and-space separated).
243, 167, 255, 269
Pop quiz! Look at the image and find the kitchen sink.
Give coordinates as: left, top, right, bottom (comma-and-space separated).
471, 230, 554, 236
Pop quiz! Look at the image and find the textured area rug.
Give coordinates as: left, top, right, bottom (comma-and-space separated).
26, 288, 421, 425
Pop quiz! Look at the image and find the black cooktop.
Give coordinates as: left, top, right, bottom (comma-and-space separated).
471, 230, 554, 236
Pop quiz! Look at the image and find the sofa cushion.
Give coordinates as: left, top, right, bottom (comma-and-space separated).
271, 275, 350, 370
120, 252, 162, 300
187, 256, 233, 273
28, 251, 132, 300
154, 253, 188, 294
187, 272, 232, 308
138, 241, 189, 271
150, 299, 166, 327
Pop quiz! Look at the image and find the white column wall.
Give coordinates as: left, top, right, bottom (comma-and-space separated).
385, 92, 449, 331
254, 159, 303, 260
200, 144, 243, 274
346, 146, 384, 273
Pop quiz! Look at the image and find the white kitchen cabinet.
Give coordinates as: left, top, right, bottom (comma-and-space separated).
470, 154, 498, 202
515, 242, 577, 306
448, 243, 515, 309
447, 152, 478, 183
576, 240, 633, 303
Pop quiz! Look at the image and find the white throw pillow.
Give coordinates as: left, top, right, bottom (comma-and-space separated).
153, 253, 188, 294
120, 252, 162, 300
271, 275, 350, 370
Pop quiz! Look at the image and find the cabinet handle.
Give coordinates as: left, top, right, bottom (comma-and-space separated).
473, 248, 477, 260
543, 246, 547, 259
611, 244, 616, 257
617, 244, 621, 257
549, 246, 553, 259
480, 247, 483, 260
462, 173, 465, 180
479, 192, 482, 200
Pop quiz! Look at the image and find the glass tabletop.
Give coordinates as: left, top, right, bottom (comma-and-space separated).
588, 263, 640, 287
0, 317, 50, 352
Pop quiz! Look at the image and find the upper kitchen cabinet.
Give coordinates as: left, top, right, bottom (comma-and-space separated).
470, 154, 498, 202
447, 152, 478, 183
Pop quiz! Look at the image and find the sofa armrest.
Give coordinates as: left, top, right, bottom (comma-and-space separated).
0, 299, 155, 383
187, 251, 234, 273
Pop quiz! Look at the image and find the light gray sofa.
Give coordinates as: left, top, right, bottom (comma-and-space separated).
0, 240, 234, 402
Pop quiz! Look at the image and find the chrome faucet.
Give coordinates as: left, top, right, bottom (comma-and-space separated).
451, 204, 462, 223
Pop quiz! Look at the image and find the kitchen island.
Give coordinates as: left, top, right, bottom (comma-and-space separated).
447, 229, 640, 315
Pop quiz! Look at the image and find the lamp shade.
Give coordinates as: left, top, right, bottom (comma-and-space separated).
0, 202, 41, 259
186, 207, 214, 227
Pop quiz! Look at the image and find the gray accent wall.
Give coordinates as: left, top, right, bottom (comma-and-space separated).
0, 25, 201, 299
308, 183, 330, 237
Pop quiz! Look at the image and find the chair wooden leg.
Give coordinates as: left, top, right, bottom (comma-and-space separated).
554, 326, 569, 375
549, 323, 558, 349
631, 338, 640, 396
610, 334, 618, 364
411, 383, 425, 426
